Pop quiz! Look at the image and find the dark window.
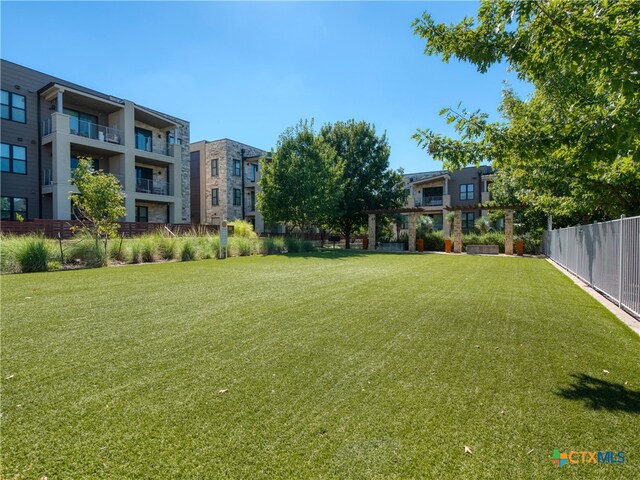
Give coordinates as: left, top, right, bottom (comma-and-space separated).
422, 186, 443, 206
233, 159, 241, 176
1, 196, 27, 220
249, 163, 258, 182
1, 90, 26, 123
459, 183, 474, 201
432, 214, 443, 231
70, 156, 99, 174
211, 159, 219, 176
136, 206, 149, 223
135, 166, 154, 193
1, 143, 27, 174
249, 190, 256, 210
462, 212, 475, 232
233, 188, 241, 206
211, 188, 219, 206
135, 127, 153, 152
400, 214, 409, 230
64, 108, 98, 138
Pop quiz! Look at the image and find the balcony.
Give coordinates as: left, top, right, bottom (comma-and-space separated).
415, 195, 443, 207
135, 177, 172, 196
42, 169, 123, 187
135, 140, 177, 159
41, 113, 124, 152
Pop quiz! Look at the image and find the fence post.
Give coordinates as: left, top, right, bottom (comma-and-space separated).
618, 215, 625, 308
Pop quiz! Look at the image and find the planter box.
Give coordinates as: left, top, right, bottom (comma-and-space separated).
466, 244, 499, 255
378, 242, 406, 252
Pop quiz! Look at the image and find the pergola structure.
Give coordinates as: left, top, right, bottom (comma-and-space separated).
365, 205, 521, 254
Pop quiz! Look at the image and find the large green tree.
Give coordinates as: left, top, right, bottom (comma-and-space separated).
320, 120, 406, 248
258, 120, 343, 231
412, 0, 640, 227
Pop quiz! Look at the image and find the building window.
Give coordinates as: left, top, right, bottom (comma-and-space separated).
1, 143, 27, 174
249, 163, 258, 182
233, 188, 241, 206
233, 159, 241, 176
135, 127, 153, 152
64, 108, 98, 138
459, 183, 474, 201
211, 188, 219, 206
70, 156, 99, 174
136, 206, 149, 223
1, 90, 26, 123
211, 159, 219, 176
462, 212, 475, 232
1, 196, 27, 220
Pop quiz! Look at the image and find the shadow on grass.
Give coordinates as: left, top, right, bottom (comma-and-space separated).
557, 374, 640, 413
282, 249, 419, 260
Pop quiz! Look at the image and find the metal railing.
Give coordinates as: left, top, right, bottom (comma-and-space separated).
135, 177, 171, 196
41, 117, 122, 145
544, 215, 640, 318
42, 169, 123, 186
135, 141, 175, 157
415, 195, 443, 207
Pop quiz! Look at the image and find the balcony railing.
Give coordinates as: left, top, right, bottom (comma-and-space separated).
42, 169, 123, 186
135, 177, 171, 196
41, 117, 123, 145
135, 141, 176, 157
415, 195, 443, 207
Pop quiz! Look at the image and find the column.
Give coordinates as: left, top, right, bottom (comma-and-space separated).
51, 113, 71, 220
454, 210, 462, 253
368, 214, 376, 251
505, 209, 514, 255
56, 90, 63, 112
408, 212, 417, 252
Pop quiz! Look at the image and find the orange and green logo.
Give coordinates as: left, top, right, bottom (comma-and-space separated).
550, 449, 568, 467
550, 449, 625, 467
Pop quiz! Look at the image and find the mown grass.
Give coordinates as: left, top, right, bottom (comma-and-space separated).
1, 252, 639, 479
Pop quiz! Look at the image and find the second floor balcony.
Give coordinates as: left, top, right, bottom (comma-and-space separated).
135, 177, 172, 196
415, 195, 443, 207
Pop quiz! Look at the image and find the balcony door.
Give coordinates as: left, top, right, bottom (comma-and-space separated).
135, 127, 153, 152
136, 166, 153, 193
422, 186, 443, 206
64, 108, 98, 138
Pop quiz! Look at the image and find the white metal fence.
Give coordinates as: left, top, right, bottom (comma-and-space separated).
544, 215, 640, 318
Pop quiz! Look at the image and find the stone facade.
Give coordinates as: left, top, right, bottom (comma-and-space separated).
190, 138, 269, 233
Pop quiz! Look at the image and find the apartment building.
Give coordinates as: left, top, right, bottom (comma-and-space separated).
1, 59, 190, 223
403, 165, 495, 235
191, 138, 280, 234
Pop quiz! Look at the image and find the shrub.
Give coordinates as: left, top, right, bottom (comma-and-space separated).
263, 236, 285, 255
181, 240, 197, 261
229, 237, 252, 256
109, 237, 129, 262
284, 237, 314, 253
140, 238, 158, 263
131, 240, 143, 264
462, 231, 505, 253
157, 236, 177, 260
0, 235, 22, 273
15, 235, 50, 272
230, 219, 258, 239
422, 231, 445, 251
66, 239, 107, 267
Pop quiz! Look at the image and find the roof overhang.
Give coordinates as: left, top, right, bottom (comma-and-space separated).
409, 173, 451, 187
40, 83, 124, 113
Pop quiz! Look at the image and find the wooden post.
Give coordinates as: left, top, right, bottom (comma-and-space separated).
368, 214, 376, 251
454, 210, 462, 253
408, 213, 417, 252
505, 209, 514, 255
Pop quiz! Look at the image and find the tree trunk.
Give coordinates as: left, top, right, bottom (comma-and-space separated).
320, 228, 326, 248
344, 223, 352, 249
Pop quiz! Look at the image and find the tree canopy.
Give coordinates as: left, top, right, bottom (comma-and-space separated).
259, 119, 406, 247
258, 120, 342, 231
412, 0, 640, 226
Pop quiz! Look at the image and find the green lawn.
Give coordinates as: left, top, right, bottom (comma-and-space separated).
2, 251, 639, 479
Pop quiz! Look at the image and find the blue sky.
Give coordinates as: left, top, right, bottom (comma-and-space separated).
1, 1, 532, 173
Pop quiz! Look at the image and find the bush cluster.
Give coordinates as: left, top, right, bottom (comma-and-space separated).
1, 231, 317, 274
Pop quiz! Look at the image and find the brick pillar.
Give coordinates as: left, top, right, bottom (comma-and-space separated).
505, 209, 514, 255
408, 212, 417, 252
454, 210, 462, 253
368, 213, 376, 251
